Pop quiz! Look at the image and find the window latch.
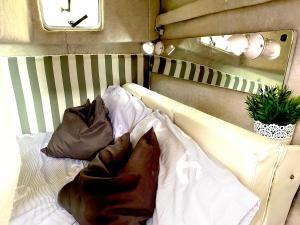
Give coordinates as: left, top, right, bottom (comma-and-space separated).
68, 15, 88, 27
61, 0, 71, 12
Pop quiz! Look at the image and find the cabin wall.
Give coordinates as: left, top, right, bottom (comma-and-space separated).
150, 0, 300, 145
160, 0, 196, 12
0, 0, 31, 43
0, 0, 160, 56
1, 0, 299, 144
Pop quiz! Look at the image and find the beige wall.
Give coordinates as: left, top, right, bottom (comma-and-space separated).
161, 0, 196, 12
151, 73, 253, 130
0, 43, 144, 56
0, 0, 160, 55
0, 0, 30, 43
154, 0, 300, 145
157, 0, 273, 26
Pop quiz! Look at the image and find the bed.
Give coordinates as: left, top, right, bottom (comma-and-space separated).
1, 83, 300, 225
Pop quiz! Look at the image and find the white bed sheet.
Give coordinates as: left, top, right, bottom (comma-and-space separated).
130, 112, 260, 225
10, 133, 87, 225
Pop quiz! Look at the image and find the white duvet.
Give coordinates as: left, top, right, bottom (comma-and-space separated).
103, 85, 152, 140
10, 111, 260, 225
130, 112, 260, 225
10, 133, 87, 225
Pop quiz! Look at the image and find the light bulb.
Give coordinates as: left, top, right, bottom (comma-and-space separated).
142, 42, 155, 55
244, 33, 265, 59
227, 34, 249, 56
155, 41, 164, 55
261, 39, 281, 60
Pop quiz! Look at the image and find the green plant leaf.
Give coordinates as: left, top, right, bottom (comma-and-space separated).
245, 85, 300, 125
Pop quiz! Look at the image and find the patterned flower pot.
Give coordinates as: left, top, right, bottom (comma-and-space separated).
254, 121, 295, 144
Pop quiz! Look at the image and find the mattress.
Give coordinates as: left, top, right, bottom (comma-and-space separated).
10, 133, 88, 225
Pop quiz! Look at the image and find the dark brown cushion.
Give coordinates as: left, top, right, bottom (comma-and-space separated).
97, 132, 132, 175
58, 128, 160, 225
41, 96, 113, 160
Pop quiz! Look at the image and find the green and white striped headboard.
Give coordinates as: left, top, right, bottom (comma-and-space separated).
0, 53, 265, 135
152, 56, 265, 94
0, 54, 148, 134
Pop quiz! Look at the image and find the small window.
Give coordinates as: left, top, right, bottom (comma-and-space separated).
38, 0, 103, 31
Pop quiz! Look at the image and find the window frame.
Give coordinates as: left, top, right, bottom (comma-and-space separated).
37, 0, 104, 31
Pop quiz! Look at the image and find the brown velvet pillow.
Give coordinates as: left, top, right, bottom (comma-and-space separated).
41, 96, 113, 160
97, 132, 132, 175
58, 128, 160, 225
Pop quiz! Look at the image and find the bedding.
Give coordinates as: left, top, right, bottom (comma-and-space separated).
10, 86, 260, 225
130, 111, 260, 225
42, 96, 113, 160
58, 128, 160, 225
103, 85, 152, 140
0, 132, 20, 225
10, 133, 87, 225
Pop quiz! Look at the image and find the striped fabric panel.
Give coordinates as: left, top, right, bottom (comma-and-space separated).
0, 54, 147, 134
152, 56, 266, 94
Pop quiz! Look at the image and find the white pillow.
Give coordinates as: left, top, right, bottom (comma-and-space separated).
130, 111, 260, 225
102, 85, 152, 140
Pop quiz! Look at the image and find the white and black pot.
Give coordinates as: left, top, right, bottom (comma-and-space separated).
254, 121, 295, 144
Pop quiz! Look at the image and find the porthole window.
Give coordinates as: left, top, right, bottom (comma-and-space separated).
38, 0, 103, 31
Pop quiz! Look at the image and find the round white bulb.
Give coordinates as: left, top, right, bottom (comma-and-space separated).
211, 36, 228, 50
244, 33, 265, 59
261, 39, 281, 60
142, 42, 155, 55
155, 41, 164, 55
227, 34, 249, 56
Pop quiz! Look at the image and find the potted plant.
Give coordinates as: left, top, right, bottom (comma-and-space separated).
245, 85, 300, 144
